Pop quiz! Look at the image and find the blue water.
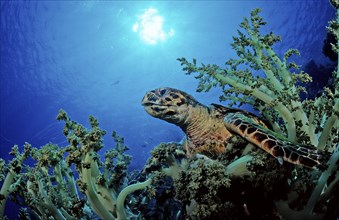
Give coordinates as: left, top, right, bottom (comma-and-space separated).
0, 1, 335, 218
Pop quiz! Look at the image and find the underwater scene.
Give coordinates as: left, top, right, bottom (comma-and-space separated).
0, 0, 338, 219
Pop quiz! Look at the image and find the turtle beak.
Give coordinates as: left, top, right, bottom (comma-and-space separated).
141, 94, 149, 106
141, 90, 160, 117
141, 88, 169, 106
141, 90, 157, 106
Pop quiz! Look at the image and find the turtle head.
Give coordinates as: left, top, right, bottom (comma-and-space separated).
142, 87, 199, 125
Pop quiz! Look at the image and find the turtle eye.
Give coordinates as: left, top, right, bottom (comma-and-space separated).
160, 89, 166, 96
149, 94, 157, 102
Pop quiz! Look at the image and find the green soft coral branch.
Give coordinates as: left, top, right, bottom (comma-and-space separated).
116, 178, 152, 220
304, 145, 339, 213
0, 144, 30, 217
292, 100, 317, 145
36, 176, 66, 220
225, 154, 253, 176
0, 169, 16, 216
249, 20, 313, 143
62, 161, 79, 200
82, 153, 115, 219
257, 84, 277, 98
80, 145, 149, 220
54, 163, 74, 207
25, 145, 85, 219
241, 8, 294, 88
265, 46, 293, 86
251, 35, 285, 92
318, 99, 339, 150
308, 108, 318, 146
316, 170, 339, 207
318, 2, 339, 150
59, 208, 77, 220
213, 70, 297, 140
27, 168, 69, 220
26, 180, 45, 218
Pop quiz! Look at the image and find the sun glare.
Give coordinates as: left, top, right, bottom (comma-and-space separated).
133, 8, 174, 45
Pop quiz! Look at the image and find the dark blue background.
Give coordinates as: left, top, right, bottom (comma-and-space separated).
0, 1, 335, 218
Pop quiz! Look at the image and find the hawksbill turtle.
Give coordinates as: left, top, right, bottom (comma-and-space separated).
141, 87, 330, 170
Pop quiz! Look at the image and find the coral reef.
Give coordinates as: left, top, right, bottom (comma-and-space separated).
178, 7, 338, 148
0, 110, 152, 220
177, 4, 339, 220
144, 140, 293, 219
1, 3, 339, 220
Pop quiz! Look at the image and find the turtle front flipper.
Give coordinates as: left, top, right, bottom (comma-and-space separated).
224, 112, 331, 170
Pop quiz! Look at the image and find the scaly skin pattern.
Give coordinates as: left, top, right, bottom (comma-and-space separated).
224, 113, 330, 170
142, 87, 330, 170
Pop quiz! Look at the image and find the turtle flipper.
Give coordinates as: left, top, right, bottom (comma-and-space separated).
224, 112, 331, 170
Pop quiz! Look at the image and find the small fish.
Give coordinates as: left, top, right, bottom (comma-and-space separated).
111, 80, 120, 86
141, 141, 149, 148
